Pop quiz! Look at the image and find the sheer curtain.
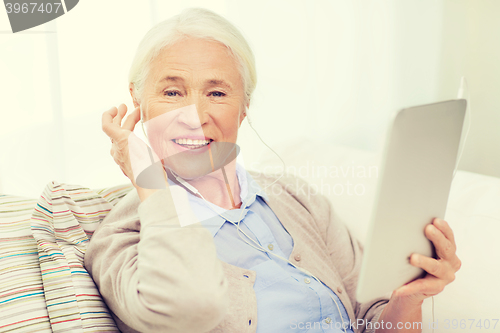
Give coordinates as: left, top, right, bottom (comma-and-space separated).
1, 0, 497, 198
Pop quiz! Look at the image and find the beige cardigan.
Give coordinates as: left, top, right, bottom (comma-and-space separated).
84, 173, 388, 333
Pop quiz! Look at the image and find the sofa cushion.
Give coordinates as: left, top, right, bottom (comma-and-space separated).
29, 181, 133, 332
0, 194, 52, 332
0, 181, 134, 332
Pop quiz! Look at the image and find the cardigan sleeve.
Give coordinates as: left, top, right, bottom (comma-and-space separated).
83, 187, 229, 333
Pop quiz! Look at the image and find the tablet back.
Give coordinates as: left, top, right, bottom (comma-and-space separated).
356, 99, 467, 303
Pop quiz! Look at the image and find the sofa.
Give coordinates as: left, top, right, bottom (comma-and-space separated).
1, 142, 498, 333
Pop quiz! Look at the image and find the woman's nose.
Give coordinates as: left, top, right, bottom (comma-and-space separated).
177, 102, 208, 129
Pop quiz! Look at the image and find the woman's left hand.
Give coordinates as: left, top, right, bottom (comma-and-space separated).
393, 218, 462, 305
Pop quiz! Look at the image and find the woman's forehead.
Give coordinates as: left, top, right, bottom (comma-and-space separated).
147, 38, 242, 85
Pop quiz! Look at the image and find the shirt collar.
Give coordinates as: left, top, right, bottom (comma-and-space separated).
236, 163, 269, 203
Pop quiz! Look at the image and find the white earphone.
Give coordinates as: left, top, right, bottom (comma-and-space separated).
245, 108, 253, 125
168, 161, 349, 332
157, 109, 348, 332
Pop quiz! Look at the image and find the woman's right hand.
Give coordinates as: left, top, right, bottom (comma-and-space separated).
102, 104, 141, 187
102, 104, 168, 201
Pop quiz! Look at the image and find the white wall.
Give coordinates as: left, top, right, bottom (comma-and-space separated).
436, 0, 500, 179
0, 0, 499, 198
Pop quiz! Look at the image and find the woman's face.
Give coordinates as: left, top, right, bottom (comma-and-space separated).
138, 37, 247, 179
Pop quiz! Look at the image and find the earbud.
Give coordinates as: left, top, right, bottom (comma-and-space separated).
246, 111, 253, 125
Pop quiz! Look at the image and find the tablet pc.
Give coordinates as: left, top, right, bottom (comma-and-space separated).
356, 99, 467, 303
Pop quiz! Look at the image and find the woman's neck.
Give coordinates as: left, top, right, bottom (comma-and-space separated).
168, 161, 241, 211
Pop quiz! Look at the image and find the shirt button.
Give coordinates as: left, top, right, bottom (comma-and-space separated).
294, 254, 301, 261
267, 243, 274, 251
304, 277, 311, 284
337, 286, 343, 294
324, 317, 332, 324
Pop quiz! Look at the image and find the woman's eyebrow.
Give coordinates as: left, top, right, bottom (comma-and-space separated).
159, 76, 185, 83
206, 79, 232, 90
158, 76, 232, 90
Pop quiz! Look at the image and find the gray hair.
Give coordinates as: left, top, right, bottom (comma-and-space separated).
128, 7, 256, 106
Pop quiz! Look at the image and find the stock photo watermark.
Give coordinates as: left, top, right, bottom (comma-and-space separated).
3, 0, 79, 33
290, 319, 423, 331
250, 160, 379, 199
429, 319, 499, 330
291, 318, 500, 331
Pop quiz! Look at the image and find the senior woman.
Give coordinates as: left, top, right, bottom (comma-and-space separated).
84, 8, 461, 333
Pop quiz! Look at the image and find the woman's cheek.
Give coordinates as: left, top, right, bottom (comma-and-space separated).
143, 107, 180, 158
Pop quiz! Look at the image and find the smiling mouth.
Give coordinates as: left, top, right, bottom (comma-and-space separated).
172, 138, 214, 150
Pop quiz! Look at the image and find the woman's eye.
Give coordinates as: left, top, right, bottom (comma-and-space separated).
210, 91, 226, 97
164, 90, 180, 97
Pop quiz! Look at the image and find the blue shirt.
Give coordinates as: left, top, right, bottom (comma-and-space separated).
169, 165, 354, 332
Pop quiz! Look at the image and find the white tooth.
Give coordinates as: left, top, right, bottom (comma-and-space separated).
186, 139, 192, 145
181, 138, 186, 144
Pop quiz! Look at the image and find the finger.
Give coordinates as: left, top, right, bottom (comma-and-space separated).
433, 218, 456, 245
102, 106, 118, 133
102, 106, 118, 127
397, 274, 447, 298
123, 106, 142, 132
425, 223, 456, 260
410, 254, 453, 281
102, 107, 123, 139
113, 103, 128, 126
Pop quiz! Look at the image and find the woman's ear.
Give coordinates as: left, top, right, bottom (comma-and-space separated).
239, 105, 247, 126
129, 83, 140, 108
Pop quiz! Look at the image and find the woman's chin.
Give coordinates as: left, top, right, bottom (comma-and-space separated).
166, 163, 212, 180
162, 141, 240, 180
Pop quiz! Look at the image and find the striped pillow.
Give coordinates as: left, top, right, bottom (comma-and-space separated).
0, 194, 51, 332
0, 181, 133, 332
